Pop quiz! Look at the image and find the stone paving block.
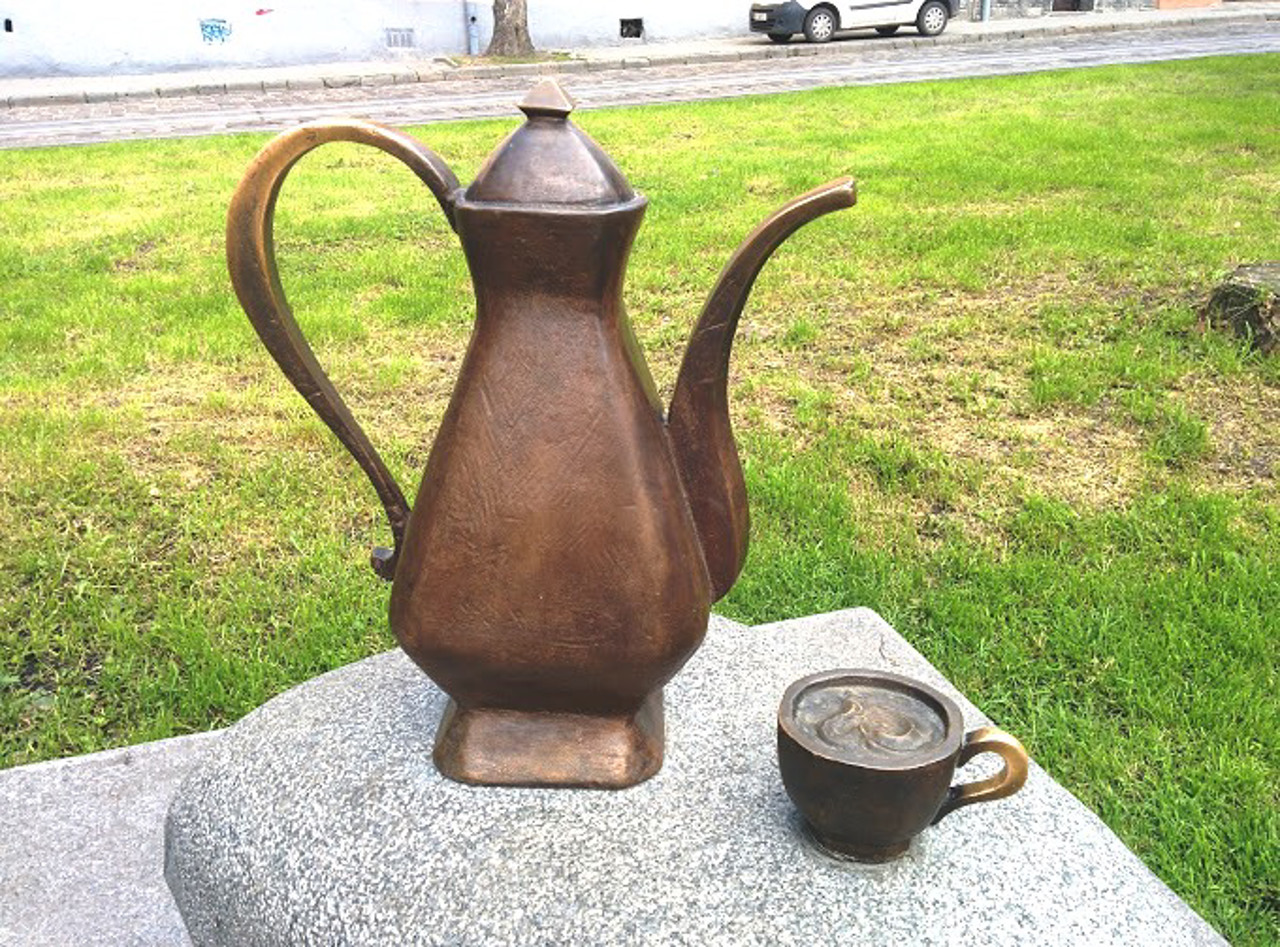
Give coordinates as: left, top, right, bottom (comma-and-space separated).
0, 731, 219, 947
286, 77, 324, 90
83, 90, 120, 103
9, 91, 85, 107
322, 75, 361, 88
453, 65, 504, 79
360, 73, 398, 87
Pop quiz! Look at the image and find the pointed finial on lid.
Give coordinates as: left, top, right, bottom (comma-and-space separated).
518, 79, 575, 120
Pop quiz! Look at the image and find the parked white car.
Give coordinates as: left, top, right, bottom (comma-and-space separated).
749, 0, 961, 41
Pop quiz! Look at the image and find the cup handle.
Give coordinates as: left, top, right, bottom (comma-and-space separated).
931, 725, 1029, 824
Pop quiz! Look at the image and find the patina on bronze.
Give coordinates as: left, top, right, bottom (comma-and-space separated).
777, 669, 1029, 861
227, 79, 855, 789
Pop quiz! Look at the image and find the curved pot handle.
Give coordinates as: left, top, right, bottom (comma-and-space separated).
227, 119, 462, 581
932, 726, 1029, 823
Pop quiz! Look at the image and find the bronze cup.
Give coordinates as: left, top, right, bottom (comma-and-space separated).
777, 669, 1029, 862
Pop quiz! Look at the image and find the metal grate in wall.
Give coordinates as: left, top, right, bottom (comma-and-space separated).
385, 27, 415, 48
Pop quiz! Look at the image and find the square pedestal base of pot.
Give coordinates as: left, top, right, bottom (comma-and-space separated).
433, 690, 664, 788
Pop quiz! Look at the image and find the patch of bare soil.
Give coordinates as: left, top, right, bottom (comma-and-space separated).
726, 278, 1276, 540
1180, 378, 1280, 493
110, 239, 159, 273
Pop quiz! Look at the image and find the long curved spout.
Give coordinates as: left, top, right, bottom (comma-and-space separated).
667, 178, 856, 602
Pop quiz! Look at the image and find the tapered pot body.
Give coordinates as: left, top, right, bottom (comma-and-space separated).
390, 197, 713, 788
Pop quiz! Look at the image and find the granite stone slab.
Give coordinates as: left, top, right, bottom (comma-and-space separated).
164, 609, 1226, 946
0, 731, 217, 946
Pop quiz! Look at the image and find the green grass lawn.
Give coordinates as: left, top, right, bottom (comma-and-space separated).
2, 55, 1278, 942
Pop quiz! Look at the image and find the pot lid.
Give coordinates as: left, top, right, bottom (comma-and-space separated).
463, 79, 636, 208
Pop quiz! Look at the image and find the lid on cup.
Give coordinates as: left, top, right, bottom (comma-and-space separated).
781, 670, 959, 766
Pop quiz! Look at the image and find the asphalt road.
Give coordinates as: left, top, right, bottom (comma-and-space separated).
1, 22, 1277, 149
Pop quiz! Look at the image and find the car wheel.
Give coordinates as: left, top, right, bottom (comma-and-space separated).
875, 25, 900, 36
767, 32, 792, 43
916, 0, 949, 36
803, 7, 838, 43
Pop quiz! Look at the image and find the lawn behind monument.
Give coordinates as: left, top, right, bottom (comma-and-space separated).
1, 56, 1277, 943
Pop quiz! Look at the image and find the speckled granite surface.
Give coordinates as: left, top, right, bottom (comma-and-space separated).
160, 609, 1227, 946
0, 731, 214, 946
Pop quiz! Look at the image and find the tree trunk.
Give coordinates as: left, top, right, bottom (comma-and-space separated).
1204, 263, 1279, 355
486, 0, 535, 57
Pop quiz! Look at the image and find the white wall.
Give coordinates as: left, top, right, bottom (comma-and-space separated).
0, 0, 750, 78
531, 1, 747, 48
0, 0, 476, 77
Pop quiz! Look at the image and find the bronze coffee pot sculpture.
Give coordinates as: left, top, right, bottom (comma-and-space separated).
228, 80, 855, 789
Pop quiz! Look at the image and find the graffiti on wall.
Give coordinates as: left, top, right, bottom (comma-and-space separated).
199, 18, 232, 43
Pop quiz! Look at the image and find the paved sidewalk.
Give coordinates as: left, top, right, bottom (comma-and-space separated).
3, 1, 1277, 108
